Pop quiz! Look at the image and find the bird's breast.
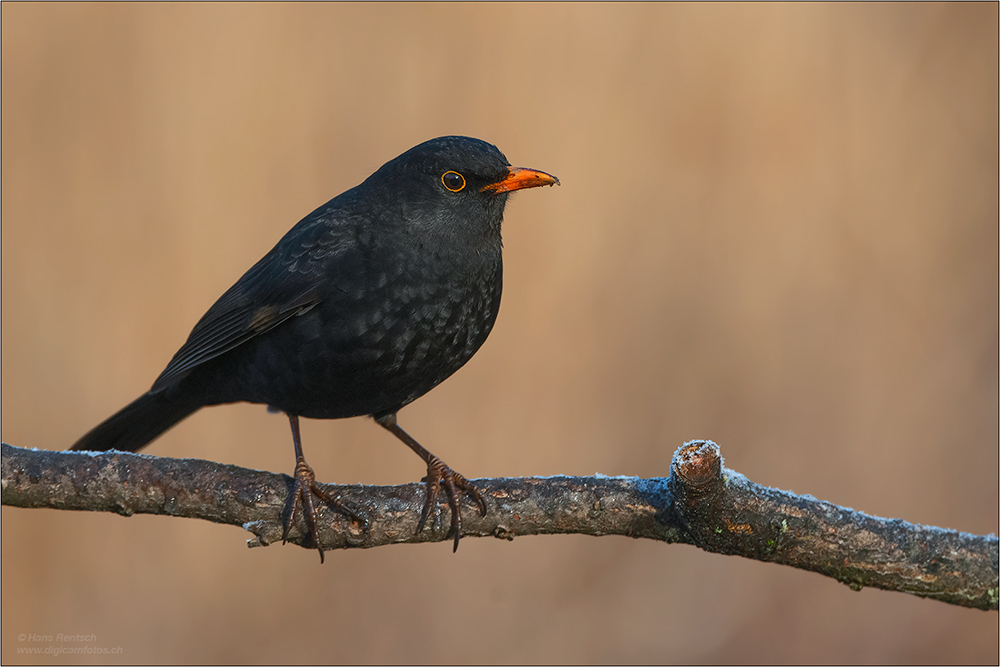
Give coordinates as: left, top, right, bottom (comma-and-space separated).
221, 253, 503, 419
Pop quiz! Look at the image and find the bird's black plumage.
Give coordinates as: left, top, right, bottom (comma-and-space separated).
71, 136, 559, 557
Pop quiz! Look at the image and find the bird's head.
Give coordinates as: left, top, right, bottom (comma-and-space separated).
361, 136, 559, 252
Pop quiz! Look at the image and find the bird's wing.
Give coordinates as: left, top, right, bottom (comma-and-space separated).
150, 212, 354, 393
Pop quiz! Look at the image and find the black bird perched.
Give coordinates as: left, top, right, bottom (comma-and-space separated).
71, 136, 559, 560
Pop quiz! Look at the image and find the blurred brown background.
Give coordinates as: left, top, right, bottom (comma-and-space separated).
2, 3, 997, 664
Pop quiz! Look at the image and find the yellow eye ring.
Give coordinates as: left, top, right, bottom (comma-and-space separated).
441, 171, 466, 192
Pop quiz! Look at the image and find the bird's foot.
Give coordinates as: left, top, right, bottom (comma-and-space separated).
282, 456, 365, 563
418, 455, 488, 552
372, 413, 487, 551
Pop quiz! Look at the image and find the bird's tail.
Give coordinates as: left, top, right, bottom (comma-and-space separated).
70, 391, 202, 452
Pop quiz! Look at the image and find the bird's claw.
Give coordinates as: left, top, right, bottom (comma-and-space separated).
282, 456, 366, 563
418, 456, 487, 552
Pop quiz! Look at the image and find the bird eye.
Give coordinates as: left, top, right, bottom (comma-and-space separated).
441, 171, 466, 192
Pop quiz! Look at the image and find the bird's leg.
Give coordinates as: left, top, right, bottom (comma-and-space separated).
282, 413, 364, 563
374, 412, 487, 551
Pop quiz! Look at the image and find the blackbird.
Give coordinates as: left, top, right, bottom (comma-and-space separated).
71, 135, 559, 559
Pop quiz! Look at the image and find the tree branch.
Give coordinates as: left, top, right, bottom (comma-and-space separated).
2, 441, 996, 610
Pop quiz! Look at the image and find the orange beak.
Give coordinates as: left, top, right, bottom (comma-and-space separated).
481, 167, 560, 194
